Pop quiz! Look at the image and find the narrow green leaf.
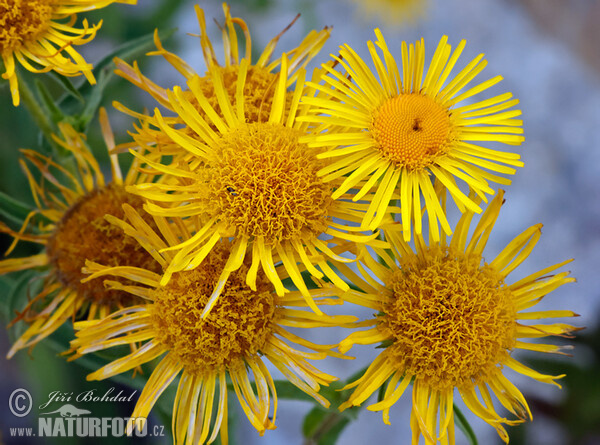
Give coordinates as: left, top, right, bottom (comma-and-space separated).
301, 367, 370, 445
74, 70, 108, 131
0, 277, 14, 322
377, 380, 387, 402
273, 380, 318, 403
35, 79, 64, 125
48, 71, 84, 102
5, 269, 45, 341
454, 404, 479, 445
0, 191, 34, 225
59, 28, 177, 130
95, 27, 176, 77
16, 69, 59, 153
376, 339, 393, 349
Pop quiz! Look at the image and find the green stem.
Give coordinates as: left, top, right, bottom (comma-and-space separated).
303, 411, 344, 445
18, 74, 62, 155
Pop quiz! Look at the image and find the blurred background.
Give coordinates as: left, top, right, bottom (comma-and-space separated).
1, 0, 599, 444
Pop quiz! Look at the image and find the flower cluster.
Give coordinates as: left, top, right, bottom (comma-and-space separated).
1, 2, 579, 445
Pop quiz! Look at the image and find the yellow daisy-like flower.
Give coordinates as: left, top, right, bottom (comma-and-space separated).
351, 0, 427, 26
336, 190, 578, 444
302, 31, 525, 241
0, 109, 160, 358
0, 0, 135, 106
113, 2, 330, 152
71, 217, 355, 444
124, 53, 382, 317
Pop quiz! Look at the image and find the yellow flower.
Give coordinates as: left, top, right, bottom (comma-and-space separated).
71, 219, 356, 444
0, 0, 135, 106
0, 109, 160, 358
121, 46, 384, 316
336, 190, 578, 444
110, 6, 372, 315
351, 0, 428, 26
113, 2, 330, 153
302, 32, 525, 241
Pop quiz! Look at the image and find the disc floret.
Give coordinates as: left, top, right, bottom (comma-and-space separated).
372, 94, 453, 169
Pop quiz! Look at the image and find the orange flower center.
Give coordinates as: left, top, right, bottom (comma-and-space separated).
46, 184, 161, 306
150, 243, 276, 373
0, 0, 54, 51
372, 94, 451, 169
381, 247, 516, 391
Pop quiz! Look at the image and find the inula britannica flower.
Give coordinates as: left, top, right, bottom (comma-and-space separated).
120, 52, 383, 316
0, 110, 160, 357
72, 214, 356, 444
336, 190, 578, 443
0, 0, 135, 106
113, 2, 330, 153
302, 32, 524, 241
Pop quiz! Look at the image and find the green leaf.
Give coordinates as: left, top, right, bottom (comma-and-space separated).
281, 269, 324, 291
0, 277, 14, 323
59, 27, 177, 131
302, 407, 355, 445
4, 269, 44, 341
454, 404, 478, 445
16, 70, 58, 153
303, 406, 328, 438
49, 71, 84, 102
35, 79, 65, 125
315, 415, 351, 445
273, 380, 317, 403
0, 191, 34, 225
376, 339, 393, 349
300, 367, 369, 445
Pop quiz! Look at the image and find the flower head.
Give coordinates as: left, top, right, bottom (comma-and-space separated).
71, 218, 355, 444
113, 2, 330, 153
123, 52, 382, 317
336, 190, 579, 443
0, 0, 135, 106
0, 109, 160, 357
109, 7, 372, 315
302, 32, 525, 241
